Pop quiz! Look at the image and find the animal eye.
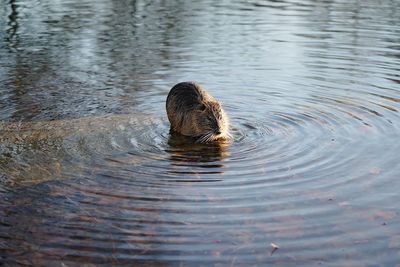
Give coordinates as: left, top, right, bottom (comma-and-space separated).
199, 104, 206, 111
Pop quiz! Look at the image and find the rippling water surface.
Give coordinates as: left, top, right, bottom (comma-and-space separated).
1, 0, 400, 265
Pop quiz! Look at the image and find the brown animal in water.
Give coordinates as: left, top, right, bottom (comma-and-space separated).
166, 82, 230, 143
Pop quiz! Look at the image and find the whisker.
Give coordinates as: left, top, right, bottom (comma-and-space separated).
196, 136, 205, 143
204, 133, 212, 143
197, 131, 212, 143
206, 133, 214, 143
204, 132, 213, 143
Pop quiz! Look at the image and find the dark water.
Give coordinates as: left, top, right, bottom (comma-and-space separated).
1, 0, 400, 265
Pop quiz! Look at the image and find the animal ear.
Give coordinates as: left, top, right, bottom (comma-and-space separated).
198, 104, 206, 111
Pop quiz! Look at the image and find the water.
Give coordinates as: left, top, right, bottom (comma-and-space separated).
1, 0, 400, 265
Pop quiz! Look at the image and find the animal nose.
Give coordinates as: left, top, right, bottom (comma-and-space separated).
216, 130, 222, 135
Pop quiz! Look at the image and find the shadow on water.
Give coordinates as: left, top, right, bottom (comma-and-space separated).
0, 113, 164, 186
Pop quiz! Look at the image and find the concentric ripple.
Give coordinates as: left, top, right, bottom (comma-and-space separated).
1, 0, 400, 266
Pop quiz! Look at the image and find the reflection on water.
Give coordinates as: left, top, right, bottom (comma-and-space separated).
1, 0, 400, 265
167, 134, 229, 180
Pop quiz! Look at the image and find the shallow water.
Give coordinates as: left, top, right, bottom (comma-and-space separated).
1, 0, 400, 265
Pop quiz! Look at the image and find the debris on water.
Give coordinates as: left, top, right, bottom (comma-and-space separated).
270, 243, 279, 255
212, 250, 221, 257
369, 167, 381, 175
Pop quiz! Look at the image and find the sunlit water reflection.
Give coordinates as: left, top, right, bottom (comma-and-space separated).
1, 0, 400, 265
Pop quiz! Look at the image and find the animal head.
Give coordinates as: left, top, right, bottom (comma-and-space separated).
193, 101, 230, 143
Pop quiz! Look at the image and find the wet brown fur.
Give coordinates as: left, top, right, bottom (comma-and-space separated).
166, 82, 230, 143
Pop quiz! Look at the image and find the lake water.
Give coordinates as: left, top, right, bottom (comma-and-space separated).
1, 0, 400, 265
